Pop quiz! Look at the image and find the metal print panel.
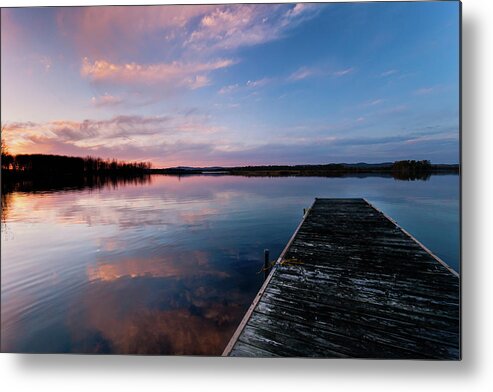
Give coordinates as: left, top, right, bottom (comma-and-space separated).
0, 1, 461, 358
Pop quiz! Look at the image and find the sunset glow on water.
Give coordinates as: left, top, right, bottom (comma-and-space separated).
1, 2, 460, 355
1, 174, 459, 353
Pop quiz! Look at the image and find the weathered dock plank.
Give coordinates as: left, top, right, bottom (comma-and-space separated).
224, 198, 460, 359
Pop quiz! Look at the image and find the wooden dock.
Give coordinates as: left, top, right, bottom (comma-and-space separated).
223, 198, 460, 359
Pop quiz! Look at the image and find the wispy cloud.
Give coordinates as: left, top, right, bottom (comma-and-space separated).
4, 112, 223, 155
285, 3, 315, 18
363, 98, 384, 107
80, 57, 235, 89
91, 93, 123, 107
186, 4, 324, 52
2, 4, 459, 166
405, 132, 458, 145
218, 77, 272, 95
288, 66, 354, 81
380, 69, 398, 77
3, 114, 458, 167
56, 5, 212, 59
187, 75, 211, 90
246, 77, 272, 88
56, 4, 325, 63
218, 84, 240, 95
288, 66, 315, 81
333, 67, 354, 77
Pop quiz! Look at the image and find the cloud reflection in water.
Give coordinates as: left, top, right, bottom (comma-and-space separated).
1, 174, 459, 353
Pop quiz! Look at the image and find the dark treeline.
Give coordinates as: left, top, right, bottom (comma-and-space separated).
1, 153, 152, 195
227, 161, 437, 180
2, 154, 151, 177
154, 160, 459, 181
391, 160, 433, 181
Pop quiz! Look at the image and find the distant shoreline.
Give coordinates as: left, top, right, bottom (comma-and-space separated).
150, 161, 459, 180
1, 157, 460, 195
150, 170, 459, 179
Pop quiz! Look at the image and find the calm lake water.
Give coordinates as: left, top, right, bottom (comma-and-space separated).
1, 174, 460, 354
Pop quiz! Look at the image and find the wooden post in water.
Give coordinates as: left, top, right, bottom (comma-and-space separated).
225, 199, 460, 359
264, 249, 270, 281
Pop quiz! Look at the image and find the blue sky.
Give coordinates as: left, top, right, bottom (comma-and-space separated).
1, 2, 460, 167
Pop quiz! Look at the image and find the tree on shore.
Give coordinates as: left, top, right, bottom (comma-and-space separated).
1, 126, 151, 181
2, 154, 151, 177
1, 124, 14, 171
391, 160, 432, 180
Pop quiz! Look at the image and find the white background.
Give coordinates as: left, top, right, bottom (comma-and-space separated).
0, 0, 491, 390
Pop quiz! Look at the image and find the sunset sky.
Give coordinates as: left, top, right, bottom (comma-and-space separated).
1, 2, 459, 167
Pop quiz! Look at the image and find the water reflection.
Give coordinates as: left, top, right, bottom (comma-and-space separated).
86, 252, 229, 282
1, 174, 459, 354
66, 286, 246, 355
1, 173, 152, 195
71, 256, 246, 355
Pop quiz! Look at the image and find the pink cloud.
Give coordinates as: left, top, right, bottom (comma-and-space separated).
91, 93, 123, 107
218, 77, 272, 95
287, 4, 310, 17
56, 4, 323, 59
186, 75, 211, 90
218, 84, 240, 95
3, 112, 224, 158
56, 5, 213, 59
188, 6, 272, 50
1, 9, 24, 50
80, 57, 235, 88
186, 4, 322, 51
